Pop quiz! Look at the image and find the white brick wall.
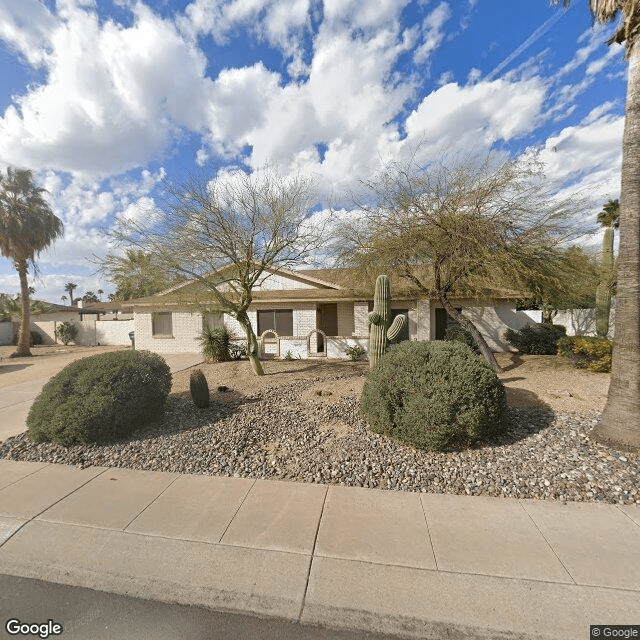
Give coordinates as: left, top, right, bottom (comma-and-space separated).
353, 302, 369, 336
95, 319, 134, 345
0, 322, 13, 345
516, 308, 615, 339
134, 311, 203, 354
327, 337, 368, 359
278, 339, 307, 359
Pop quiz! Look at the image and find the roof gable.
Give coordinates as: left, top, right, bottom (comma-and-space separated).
153, 263, 343, 299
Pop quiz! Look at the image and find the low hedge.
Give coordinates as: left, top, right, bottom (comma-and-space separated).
27, 350, 172, 445
504, 323, 566, 355
360, 340, 507, 451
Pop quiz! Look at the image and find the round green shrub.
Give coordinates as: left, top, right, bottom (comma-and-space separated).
444, 325, 480, 354
360, 340, 507, 451
27, 350, 172, 446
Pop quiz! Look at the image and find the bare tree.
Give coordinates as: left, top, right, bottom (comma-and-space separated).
333, 153, 592, 373
110, 167, 325, 376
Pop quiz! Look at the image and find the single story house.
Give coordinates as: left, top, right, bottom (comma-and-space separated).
0, 300, 134, 346
89, 266, 537, 359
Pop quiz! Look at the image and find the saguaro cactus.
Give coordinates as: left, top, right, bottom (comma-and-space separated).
596, 226, 614, 337
595, 198, 619, 338
368, 275, 408, 369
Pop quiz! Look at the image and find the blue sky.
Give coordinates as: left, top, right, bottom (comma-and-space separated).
0, 0, 627, 303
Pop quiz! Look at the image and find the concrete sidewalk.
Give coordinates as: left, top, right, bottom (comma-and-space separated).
0, 353, 203, 442
0, 461, 638, 639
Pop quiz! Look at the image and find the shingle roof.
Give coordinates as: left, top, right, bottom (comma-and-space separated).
109, 266, 524, 309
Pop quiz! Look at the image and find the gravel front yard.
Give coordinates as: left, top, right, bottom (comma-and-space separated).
1, 354, 638, 505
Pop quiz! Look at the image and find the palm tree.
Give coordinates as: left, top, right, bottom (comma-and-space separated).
552, 1, 640, 449
81, 291, 99, 303
64, 282, 78, 306
0, 294, 53, 321
0, 168, 64, 357
61, 295, 68, 304
102, 249, 175, 300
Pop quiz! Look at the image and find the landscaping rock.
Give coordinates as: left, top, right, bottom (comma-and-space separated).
1, 376, 637, 505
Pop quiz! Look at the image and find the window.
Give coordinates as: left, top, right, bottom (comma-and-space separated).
204, 312, 223, 329
257, 309, 293, 336
152, 312, 173, 337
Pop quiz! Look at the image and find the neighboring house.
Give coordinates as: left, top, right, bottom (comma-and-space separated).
0, 300, 81, 346
91, 266, 538, 359
0, 300, 135, 346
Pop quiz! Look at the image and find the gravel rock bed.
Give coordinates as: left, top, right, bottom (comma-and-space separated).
1, 376, 638, 505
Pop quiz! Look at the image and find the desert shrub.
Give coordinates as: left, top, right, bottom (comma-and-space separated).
504, 323, 566, 355
27, 350, 172, 446
557, 335, 613, 373
198, 324, 230, 362
13, 331, 43, 346
360, 340, 507, 451
228, 343, 247, 360
444, 325, 480, 355
345, 345, 367, 361
55, 321, 78, 345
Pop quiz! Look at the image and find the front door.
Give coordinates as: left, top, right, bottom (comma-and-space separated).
316, 303, 338, 352
435, 307, 462, 340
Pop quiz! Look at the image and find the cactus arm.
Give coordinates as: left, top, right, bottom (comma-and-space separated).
368, 311, 382, 325
387, 314, 407, 341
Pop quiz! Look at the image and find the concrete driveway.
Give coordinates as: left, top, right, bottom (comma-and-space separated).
0, 348, 203, 442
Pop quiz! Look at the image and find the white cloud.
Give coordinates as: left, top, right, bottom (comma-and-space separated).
467, 67, 481, 83
0, 2, 212, 177
180, 0, 313, 77
525, 113, 623, 236
437, 70, 454, 86
586, 42, 624, 75
196, 149, 209, 167
413, 2, 451, 65
0, 0, 57, 67
204, 63, 282, 157
194, 7, 418, 195
582, 101, 617, 125
402, 78, 546, 159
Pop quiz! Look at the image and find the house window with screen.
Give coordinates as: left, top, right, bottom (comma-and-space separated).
257, 309, 293, 337
152, 312, 173, 337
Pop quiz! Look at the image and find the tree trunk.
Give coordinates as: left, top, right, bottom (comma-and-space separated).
236, 310, 264, 376
592, 39, 640, 450
541, 305, 556, 324
439, 296, 503, 373
12, 259, 32, 358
